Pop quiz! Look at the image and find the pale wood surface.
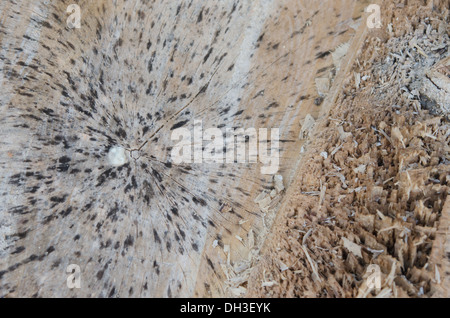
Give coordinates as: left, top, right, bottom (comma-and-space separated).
430, 197, 450, 297
0, 0, 411, 298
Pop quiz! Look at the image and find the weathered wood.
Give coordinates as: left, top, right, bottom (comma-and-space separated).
430, 197, 450, 297
3, 0, 447, 299
246, 0, 449, 298
0, 0, 370, 297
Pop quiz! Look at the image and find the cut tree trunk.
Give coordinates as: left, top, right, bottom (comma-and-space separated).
1, 0, 448, 298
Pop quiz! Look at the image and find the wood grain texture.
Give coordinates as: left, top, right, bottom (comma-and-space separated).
1, 0, 371, 297
430, 197, 450, 298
